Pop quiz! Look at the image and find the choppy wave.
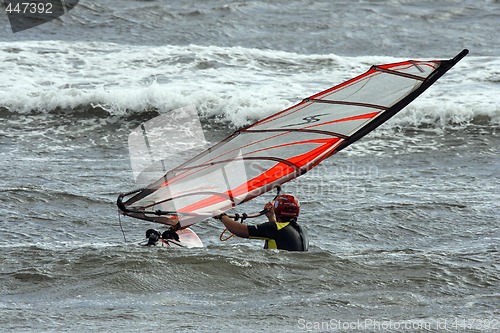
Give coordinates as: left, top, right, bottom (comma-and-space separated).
3, 0, 498, 58
2, 242, 497, 288
0, 41, 498, 130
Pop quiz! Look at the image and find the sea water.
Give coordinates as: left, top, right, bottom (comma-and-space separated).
0, 1, 499, 332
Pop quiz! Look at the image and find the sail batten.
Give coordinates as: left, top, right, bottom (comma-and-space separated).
373, 66, 428, 81
304, 98, 389, 111
117, 50, 469, 228
243, 128, 349, 139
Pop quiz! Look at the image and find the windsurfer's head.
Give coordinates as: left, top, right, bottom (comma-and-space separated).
274, 194, 300, 221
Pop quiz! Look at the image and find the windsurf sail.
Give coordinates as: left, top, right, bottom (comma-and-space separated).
117, 49, 469, 228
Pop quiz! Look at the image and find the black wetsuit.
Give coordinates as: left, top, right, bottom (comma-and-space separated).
247, 221, 308, 251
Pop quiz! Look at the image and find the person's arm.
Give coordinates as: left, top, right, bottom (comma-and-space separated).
264, 202, 276, 223
219, 214, 249, 238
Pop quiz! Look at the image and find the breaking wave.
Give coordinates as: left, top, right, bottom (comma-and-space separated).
0, 41, 498, 129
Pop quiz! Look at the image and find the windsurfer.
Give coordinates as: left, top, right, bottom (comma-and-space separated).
215, 194, 308, 251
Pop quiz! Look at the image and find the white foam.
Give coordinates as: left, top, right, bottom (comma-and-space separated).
0, 41, 498, 128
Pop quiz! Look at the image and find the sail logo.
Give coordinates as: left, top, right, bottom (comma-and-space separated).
281, 114, 329, 128
4, 0, 78, 33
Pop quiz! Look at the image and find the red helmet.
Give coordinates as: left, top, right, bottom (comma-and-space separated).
274, 194, 300, 219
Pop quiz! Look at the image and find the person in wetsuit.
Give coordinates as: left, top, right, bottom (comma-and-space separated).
215, 194, 308, 251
